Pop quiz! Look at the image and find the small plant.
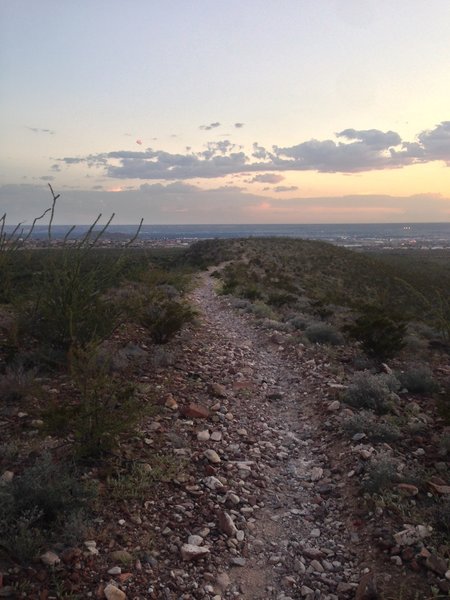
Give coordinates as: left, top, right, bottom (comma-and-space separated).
397, 365, 438, 394
107, 456, 184, 499
0, 453, 94, 562
304, 323, 343, 346
363, 457, 398, 494
247, 301, 276, 319
0, 364, 37, 404
343, 411, 402, 442
241, 285, 263, 301
267, 291, 297, 307
433, 498, 450, 536
139, 294, 195, 344
287, 314, 311, 331
344, 371, 400, 414
69, 346, 142, 458
346, 305, 407, 361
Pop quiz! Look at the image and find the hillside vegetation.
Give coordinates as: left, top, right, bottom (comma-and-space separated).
186, 238, 450, 345
1, 228, 449, 598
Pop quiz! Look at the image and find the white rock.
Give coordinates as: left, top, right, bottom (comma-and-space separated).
215, 571, 231, 591
181, 543, 210, 560
236, 530, 245, 542
188, 534, 204, 546
0, 471, 14, 484
204, 476, 224, 490
104, 584, 126, 600
204, 449, 221, 464
327, 400, 340, 412
310, 467, 323, 482
40, 551, 60, 566
107, 566, 122, 575
197, 430, 210, 441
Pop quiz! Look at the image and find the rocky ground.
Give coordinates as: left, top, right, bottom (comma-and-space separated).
3, 268, 449, 599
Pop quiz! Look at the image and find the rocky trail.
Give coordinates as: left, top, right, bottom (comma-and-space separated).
7, 267, 421, 599
141, 269, 368, 600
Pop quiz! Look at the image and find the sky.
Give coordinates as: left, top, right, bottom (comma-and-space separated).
1, 0, 450, 224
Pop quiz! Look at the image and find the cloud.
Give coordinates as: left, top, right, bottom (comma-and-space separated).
57, 121, 450, 180
249, 173, 285, 184
337, 128, 402, 149
50, 164, 61, 172
28, 127, 55, 135
234, 123, 245, 128
274, 185, 298, 192
38, 175, 55, 181
199, 122, 221, 131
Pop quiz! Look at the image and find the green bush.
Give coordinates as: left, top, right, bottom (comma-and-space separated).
0, 365, 37, 403
25, 249, 121, 358
363, 457, 398, 494
69, 347, 142, 458
344, 371, 400, 414
241, 286, 263, 301
397, 365, 438, 394
247, 301, 276, 320
139, 295, 195, 344
267, 292, 297, 307
0, 453, 94, 562
346, 305, 407, 361
343, 411, 402, 442
304, 323, 343, 345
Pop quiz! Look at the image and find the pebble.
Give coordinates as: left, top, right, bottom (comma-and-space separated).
0, 471, 14, 484
197, 430, 210, 441
230, 557, 246, 566
310, 467, 323, 481
104, 584, 126, 600
181, 544, 210, 560
218, 511, 238, 536
204, 475, 224, 490
188, 534, 204, 546
204, 449, 221, 463
40, 551, 60, 566
108, 566, 122, 575
215, 571, 231, 591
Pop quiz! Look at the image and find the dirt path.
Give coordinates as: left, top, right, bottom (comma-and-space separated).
177, 270, 363, 599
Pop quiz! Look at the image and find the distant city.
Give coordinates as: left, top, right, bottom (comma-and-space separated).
7, 222, 450, 251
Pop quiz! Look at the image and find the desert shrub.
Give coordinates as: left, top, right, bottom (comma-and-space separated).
230, 298, 251, 310
397, 365, 438, 394
139, 296, 195, 344
433, 499, 450, 535
439, 433, 450, 455
287, 315, 311, 331
267, 292, 297, 307
0, 453, 94, 562
304, 323, 344, 346
68, 347, 142, 458
247, 302, 276, 320
437, 383, 450, 425
260, 319, 290, 332
344, 371, 400, 414
107, 457, 183, 499
363, 457, 398, 494
241, 285, 263, 301
0, 365, 37, 403
25, 249, 122, 358
343, 411, 402, 442
346, 305, 407, 361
